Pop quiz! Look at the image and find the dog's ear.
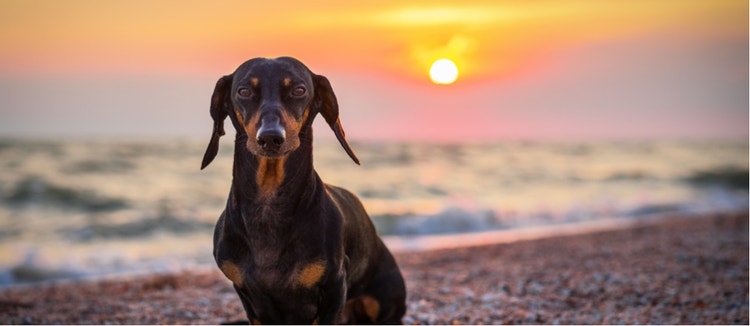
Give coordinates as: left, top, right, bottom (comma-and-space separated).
201, 74, 233, 170
313, 74, 360, 165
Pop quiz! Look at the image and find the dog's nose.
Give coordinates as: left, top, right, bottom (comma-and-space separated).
256, 122, 286, 151
257, 129, 285, 150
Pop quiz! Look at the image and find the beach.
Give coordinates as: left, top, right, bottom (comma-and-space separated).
1, 212, 747, 324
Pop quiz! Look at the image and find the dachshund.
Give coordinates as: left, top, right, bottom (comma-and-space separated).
201, 57, 406, 324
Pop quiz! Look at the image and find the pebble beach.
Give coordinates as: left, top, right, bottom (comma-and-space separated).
1, 213, 747, 324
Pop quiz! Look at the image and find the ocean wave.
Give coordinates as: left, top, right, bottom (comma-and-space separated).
63, 215, 214, 241
61, 159, 136, 174
0, 139, 65, 157
604, 171, 652, 181
373, 208, 499, 236
624, 203, 687, 217
683, 168, 749, 190
374, 189, 748, 237
0, 226, 21, 241
0, 261, 85, 285
2, 175, 129, 212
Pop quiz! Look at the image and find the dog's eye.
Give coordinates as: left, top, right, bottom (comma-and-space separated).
291, 86, 306, 97
237, 88, 251, 97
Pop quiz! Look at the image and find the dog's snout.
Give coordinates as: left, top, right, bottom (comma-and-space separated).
257, 128, 286, 150
256, 114, 286, 151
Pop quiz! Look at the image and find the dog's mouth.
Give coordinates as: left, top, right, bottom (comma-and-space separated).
245, 130, 300, 159
247, 141, 293, 158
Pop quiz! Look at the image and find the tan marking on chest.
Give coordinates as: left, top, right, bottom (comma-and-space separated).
295, 261, 326, 288
344, 295, 381, 323
361, 296, 380, 322
220, 261, 243, 287
256, 157, 286, 197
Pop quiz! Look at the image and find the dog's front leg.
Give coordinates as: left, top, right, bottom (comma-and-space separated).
316, 270, 347, 324
234, 285, 259, 324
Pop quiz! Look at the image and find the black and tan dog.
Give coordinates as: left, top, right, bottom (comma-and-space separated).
200, 57, 406, 324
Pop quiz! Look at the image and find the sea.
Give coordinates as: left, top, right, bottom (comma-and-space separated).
0, 137, 747, 286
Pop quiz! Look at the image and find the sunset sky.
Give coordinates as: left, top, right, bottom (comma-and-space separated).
0, 0, 747, 141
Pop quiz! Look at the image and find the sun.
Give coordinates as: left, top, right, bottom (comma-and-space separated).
429, 58, 459, 85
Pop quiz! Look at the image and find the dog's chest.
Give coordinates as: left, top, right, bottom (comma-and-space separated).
240, 203, 327, 287
220, 232, 326, 289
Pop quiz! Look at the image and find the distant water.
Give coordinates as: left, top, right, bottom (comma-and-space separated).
0, 138, 747, 285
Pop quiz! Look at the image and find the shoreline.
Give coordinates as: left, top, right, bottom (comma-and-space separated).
383, 212, 686, 252
1, 212, 747, 324
3, 210, 735, 288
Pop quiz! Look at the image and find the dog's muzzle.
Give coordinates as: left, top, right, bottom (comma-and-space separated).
256, 114, 286, 152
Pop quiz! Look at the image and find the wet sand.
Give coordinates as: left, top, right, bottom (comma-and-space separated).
1, 213, 747, 324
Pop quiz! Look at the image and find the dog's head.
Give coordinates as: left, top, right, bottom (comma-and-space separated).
201, 57, 359, 169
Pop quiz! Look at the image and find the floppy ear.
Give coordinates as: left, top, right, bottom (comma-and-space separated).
201, 74, 233, 170
313, 74, 360, 165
